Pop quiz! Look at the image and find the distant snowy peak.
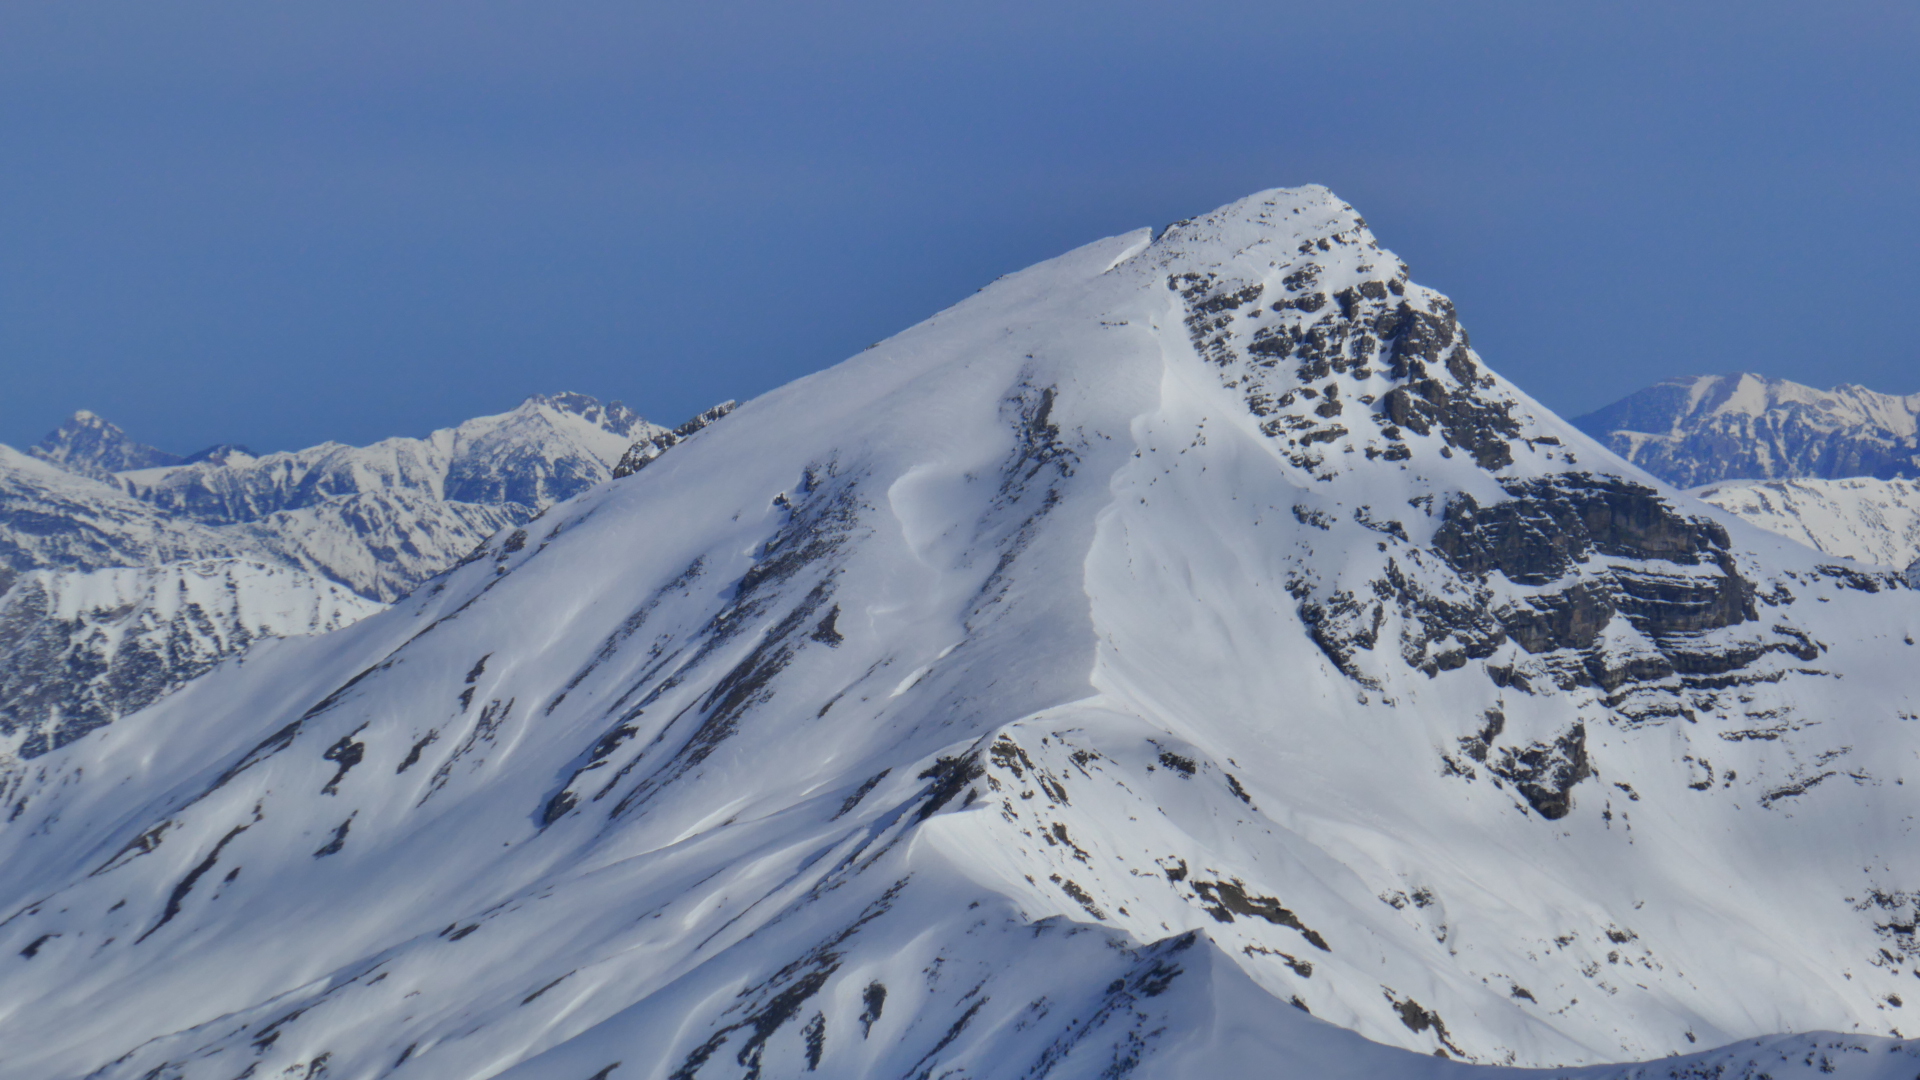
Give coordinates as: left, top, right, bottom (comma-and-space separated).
1574, 373, 1920, 487
28, 409, 183, 479
5, 391, 665, 601
0, 446, 252, 592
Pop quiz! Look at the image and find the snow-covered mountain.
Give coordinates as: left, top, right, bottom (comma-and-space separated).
4, 187, 1920, 1080
1573, 373, 1920, 487
0, 393, 672, 762
28, 410, 186, 480
8, 393, 667, 603
0, 559, 381, 757
115, 392, 662, 526
0, 446, 251, 591
1695, 477, 1920, 576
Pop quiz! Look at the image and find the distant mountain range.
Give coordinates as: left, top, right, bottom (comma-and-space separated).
0, 393, 728, 756
1573, 373, 1920, 488
1573, 373, 1920, 576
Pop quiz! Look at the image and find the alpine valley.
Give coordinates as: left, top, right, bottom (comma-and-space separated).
5, 187, 1920, 1080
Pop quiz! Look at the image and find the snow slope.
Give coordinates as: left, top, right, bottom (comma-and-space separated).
1695, 477, 1920, 573
3, 187, 1919, 1080
0, 446, 253, 591
0, 559, 382, 757
1574, 374, 1920, 487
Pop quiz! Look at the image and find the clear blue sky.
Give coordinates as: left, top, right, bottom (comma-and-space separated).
3, 2, 1916, 454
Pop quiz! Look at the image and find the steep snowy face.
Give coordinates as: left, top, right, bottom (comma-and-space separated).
2, 187, 1918, 1080
116, 392, 663, 524
29, 410, 185, 480
1574, 374, 1920, 487
1696, 477, 1920, 570
0, 559, 381, 757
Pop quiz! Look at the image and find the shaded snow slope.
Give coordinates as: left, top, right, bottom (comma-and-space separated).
1574, 374, 1920, 487
0, 560, 382, 757
1696, 477, 1920, 572
3, 187, 1919, 1080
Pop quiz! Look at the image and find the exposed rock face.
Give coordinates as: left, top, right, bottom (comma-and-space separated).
1574, 373, 1920, 487
1430, 475, 1770, 678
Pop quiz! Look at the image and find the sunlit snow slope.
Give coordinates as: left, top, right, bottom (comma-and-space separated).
1695, 477, 1920, 575
5, 187, 1920, 1080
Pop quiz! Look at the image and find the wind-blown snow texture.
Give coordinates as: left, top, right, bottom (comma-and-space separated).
5, 187, 1920, 1080
1574, 374, 1920, 488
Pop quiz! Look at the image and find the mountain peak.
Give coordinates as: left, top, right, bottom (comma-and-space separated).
6, 189, 1918, 1080
514, 391, 651, 439
29, 410, 183, 477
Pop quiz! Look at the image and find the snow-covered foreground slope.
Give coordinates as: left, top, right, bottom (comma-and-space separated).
1574, 374, 1920, 487
4, 187, 1920, 1080
0, 559, 382, 756
1694, 477, 1920, 574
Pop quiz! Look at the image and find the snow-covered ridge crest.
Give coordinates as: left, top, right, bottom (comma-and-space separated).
1575, 372, 1920, 487
2, 186, 1919, 1080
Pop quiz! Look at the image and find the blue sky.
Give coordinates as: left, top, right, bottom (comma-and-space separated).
3, 2, 1916, 454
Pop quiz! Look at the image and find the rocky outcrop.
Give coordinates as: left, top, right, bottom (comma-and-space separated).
612, 400, 737, 478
